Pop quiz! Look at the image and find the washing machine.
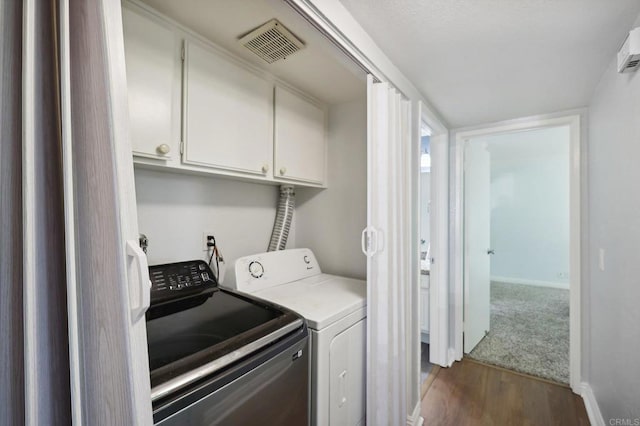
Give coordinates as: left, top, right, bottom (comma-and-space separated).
231, 248, 366, 426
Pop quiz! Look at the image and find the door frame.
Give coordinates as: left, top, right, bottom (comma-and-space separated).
417, 103, 450, 369
452, 111, 583, 392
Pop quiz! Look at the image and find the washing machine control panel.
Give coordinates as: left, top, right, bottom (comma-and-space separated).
231, 248, 321, 293
148, 260, 217, 306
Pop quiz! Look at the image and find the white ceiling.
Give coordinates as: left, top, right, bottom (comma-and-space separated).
339, 0, 640, 127
138, 0, 366, 105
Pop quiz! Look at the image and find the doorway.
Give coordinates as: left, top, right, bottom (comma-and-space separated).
453, 113, 582, 392
419, 123, 434, 385
463, 126, 571, 384
416, 110, 449, 399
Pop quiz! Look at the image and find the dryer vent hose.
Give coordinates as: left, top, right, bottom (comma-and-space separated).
268, 185, 295, 251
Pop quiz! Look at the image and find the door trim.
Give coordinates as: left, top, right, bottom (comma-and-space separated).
451, 111, 584, 392
417, 103, 450, 368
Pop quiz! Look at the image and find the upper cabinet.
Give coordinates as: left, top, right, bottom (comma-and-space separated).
123, 7, 180, 160
183, 40, 273, 177
124, 5, 328, 187
274, 86, 327, 185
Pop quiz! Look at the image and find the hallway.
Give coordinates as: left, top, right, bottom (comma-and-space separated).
420, 359, 588, 426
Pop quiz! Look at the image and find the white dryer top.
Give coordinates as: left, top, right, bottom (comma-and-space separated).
254, 274, 366, 330
230, 249, 366, 330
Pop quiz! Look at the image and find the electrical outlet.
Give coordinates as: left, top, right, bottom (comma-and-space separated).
202, 231, 215, 252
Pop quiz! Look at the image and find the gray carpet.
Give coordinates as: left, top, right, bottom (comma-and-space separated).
467, 281, 569, 384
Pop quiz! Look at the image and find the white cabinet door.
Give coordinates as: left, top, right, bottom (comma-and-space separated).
123, 7, 180, 160
184, 41, 273, 176
274, 86, 326, 185
420, 287, 430, 334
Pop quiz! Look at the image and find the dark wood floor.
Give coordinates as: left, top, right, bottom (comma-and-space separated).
421, 359, 589, 426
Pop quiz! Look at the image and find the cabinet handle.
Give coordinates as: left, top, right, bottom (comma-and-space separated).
279, 167, 287, 176
262, 164, 269, 174
156, 144, 171, 155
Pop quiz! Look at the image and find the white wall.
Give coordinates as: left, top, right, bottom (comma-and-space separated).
294, 98, 367, 280
586, 15, 640, 422
481, 127, 570, 287
420, 172, 431, 252
134, 169, 286, 285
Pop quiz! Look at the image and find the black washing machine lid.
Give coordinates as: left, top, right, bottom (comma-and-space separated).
146, 272, 303, 401
146, 260, 305, 400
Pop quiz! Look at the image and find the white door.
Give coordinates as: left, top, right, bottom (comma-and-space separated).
364, 75, 411, 425
463, 141, 491, 353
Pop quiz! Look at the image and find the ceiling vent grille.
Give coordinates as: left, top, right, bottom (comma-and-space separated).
239, 19, 305, 64
626, 59, 640, 69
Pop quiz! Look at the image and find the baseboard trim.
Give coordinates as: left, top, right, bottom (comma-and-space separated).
407, 401, 423, 426
580, 382, 605, 426
491, 276, 569, 290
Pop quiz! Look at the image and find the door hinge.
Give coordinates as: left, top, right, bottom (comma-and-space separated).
181, 45, 185, 62
180, 141, 184, 155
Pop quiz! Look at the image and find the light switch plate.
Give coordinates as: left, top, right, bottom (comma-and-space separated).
598, 248, 605, 271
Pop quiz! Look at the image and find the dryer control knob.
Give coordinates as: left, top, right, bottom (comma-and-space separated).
248, 261, 264, 278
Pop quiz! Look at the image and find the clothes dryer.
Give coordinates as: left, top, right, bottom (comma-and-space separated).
231, 248, 366, 426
